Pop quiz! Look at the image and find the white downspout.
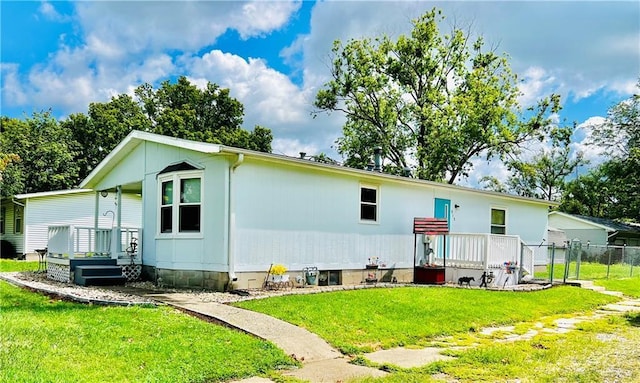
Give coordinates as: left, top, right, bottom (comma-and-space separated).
227, 153, 244, 284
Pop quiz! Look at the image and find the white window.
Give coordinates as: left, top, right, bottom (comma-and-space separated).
360, 185, 378, 222
158, 171, 202, 235
491, 208, 506, 235
0, 206, 5, 234
14, 205, 23, 234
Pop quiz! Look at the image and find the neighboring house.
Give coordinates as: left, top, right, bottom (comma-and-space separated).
548, 212, 640, 247
0, 189, 141, 258
69, 131, 554, 291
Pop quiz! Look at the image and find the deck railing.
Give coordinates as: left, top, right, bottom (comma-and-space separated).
47, 225, 141, 259
433, 233, 534, 276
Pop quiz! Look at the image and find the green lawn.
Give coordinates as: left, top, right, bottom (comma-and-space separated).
353, 313, 640, 383
539, 261, 638, 280
2, 259, 635, 383
234, 286, 618, 354
536, 261, 640, 297
0, 259, 39, 272
0, 281, 296, 383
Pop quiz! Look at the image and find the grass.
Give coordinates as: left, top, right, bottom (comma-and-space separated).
234, 286, 618, 354
352, 313, 640, 382
0, 280, 297, 382
536, 261, 640, 297
0, 259, 39, 272
2, 259, 636, 382
595, 278, 640, 298
538, 261, 638, 281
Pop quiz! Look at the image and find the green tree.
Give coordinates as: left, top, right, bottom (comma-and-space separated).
560, 169, 610, 218
135, 76, 247, 143
314, 8, 558, 183
560, 84, 639, 220
504, 126, 586, 201
588, 84, 639, 158
62, 94, 150, 180
0, 112, 79, 196
62, 76, 273, 181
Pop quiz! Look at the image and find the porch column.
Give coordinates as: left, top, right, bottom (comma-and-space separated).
94, 191, 100, 231
116, 185, 122, 253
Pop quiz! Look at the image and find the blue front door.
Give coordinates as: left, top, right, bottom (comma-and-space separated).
434, 198, 451, 227
434, 198, 451, 260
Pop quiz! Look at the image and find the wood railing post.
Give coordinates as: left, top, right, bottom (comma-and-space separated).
484, 234, 490, 270
68, 225, 75, 259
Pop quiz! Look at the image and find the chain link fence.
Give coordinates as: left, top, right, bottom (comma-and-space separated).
532, 241, 640, 283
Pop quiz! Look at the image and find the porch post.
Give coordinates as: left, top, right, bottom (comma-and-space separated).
484, 234, 490, 270
116, 185, 122, 254
94, 191, 100, 231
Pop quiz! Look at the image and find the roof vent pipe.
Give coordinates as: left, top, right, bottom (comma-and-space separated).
366, 161, 374, 171
373, 146, 382, 172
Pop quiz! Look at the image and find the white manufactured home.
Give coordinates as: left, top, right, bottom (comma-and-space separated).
45, 131, 553, 290
0, 190, 141, 259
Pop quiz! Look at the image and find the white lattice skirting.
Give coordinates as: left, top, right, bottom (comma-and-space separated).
47, 263, 71, 283
122, 264, 142, 281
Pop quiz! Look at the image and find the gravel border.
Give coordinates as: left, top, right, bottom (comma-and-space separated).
1, 271, 551, 307
0, 272, 157, 306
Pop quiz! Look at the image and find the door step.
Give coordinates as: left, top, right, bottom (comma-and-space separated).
74, 265, 127, 286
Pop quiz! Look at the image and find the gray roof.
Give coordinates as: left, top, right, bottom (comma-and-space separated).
573, 214, 640, 234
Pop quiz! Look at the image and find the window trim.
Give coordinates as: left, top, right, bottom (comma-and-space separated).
359, 183, 379, 224
14, 205, 23, 234
490, 207, 507, 235
0, 206, 5, 234
157, 170, 204, 238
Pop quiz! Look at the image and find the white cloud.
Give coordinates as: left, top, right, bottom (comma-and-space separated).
38, 1, 70, 22
459, 156, 511, 189
184, 48, 346, 156
233, 1, 302, 39
188, 50, 309, 125
517, 67, 557, 107
272, 138, 319, 158
74, 1, 300, 55
0, 64, 28, 106
571, 116, 611, 167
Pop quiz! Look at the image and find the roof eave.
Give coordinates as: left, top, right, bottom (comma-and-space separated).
80, 130, 221, 189
219, 146, 557, 207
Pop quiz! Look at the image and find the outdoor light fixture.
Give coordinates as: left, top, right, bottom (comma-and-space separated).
454, 204, 460, 209
100, 190, 109, 198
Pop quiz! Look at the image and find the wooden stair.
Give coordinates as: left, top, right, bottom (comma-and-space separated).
74, 264, 127, 286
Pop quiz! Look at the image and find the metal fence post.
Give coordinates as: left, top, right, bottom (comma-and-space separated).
624, 244, 631, 277
549, 243, 555, 285
575, 239, 582, 280
606, 244, 611, 279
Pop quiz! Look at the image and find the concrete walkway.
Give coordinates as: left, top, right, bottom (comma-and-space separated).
143, 292, 388, 382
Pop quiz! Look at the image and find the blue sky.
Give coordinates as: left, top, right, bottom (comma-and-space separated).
1, 1, 638, 185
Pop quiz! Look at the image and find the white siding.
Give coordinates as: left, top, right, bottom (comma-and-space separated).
22, 192, 142, 253
548, 213, 608, 245
84, 133, 552, 275
232, 159, 550, 272
130, 142, 229, 271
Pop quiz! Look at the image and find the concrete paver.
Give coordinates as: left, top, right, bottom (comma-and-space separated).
283, 358, 388, 382
364, 347, 454, 368
602, 302, 640, 312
